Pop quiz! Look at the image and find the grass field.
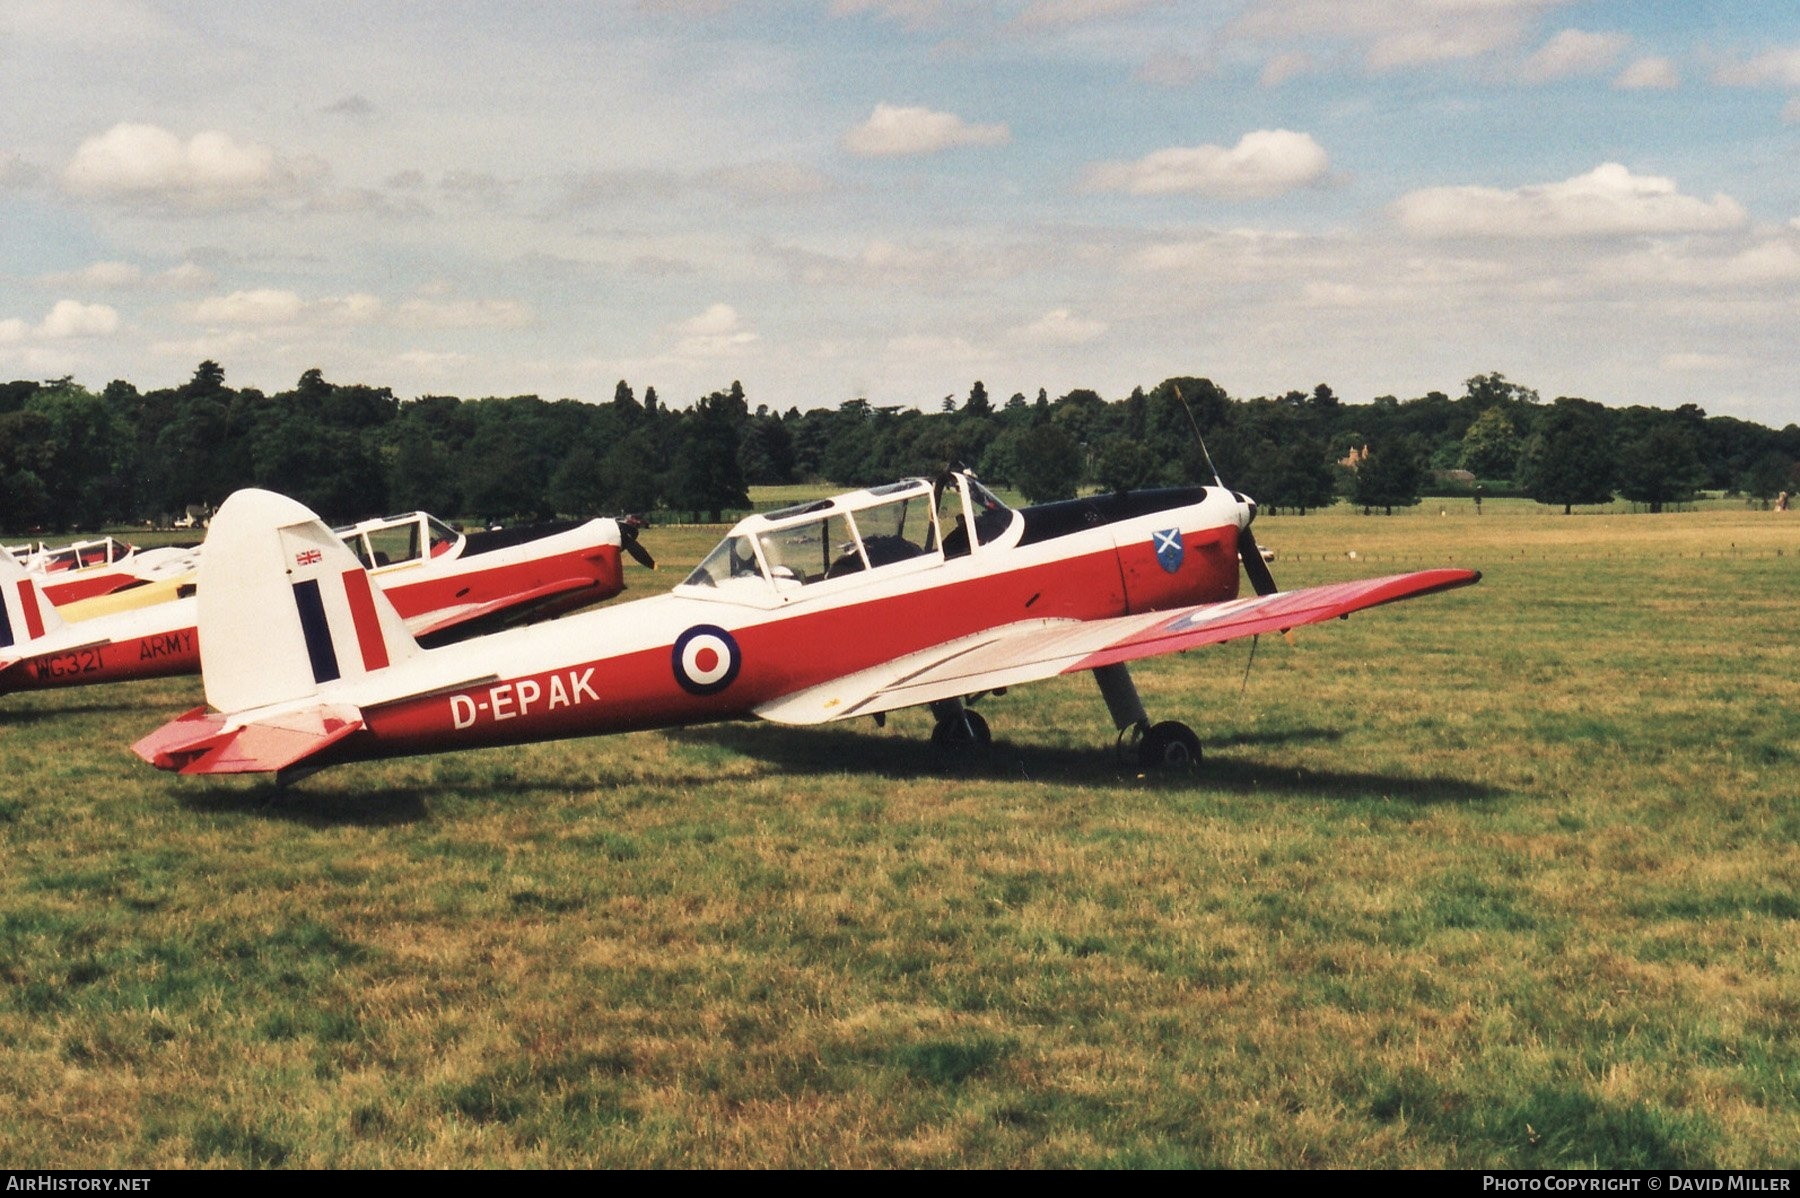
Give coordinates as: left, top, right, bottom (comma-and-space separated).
2, 498, 1796, 1168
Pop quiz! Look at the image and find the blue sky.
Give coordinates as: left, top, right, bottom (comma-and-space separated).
3, 0, 1798, 425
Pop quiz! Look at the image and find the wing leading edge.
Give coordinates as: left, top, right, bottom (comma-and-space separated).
755, 567, 1480, 726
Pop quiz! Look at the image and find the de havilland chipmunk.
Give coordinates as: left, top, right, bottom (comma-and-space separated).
131, 469, 1479, 781
18, 535, 200, 607
0, 511, 646, 698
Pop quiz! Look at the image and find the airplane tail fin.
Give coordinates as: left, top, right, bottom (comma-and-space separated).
0, 549, 68, 658
197, 488, 422, 714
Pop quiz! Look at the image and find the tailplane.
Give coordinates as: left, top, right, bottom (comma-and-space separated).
133, 703, 364, 776
196, 488, 421, 713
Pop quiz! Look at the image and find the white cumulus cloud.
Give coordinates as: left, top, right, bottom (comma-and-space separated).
1714, 45, 1800, 88
40, 261, 143, 289
1614, 57, 1679, 91
673, 303, 758, 358
39, 300, 120, 338
1229, 0, 1568, 71
1393, 163, 1746, 239
1014, 308, 1107, 345
1259, 51, 1314, 87
185, 289, 522, 330
842, 104, 1010, 157
1, 300, 121, 341
1521, 29, 1629, 82
1661, 352, 1739, 373
394, 297, 530, 330
190, 289, 309, 325
38, 259, 217, 290
63, 123, 320, 208
1013, 0, 1160, 30
1084, 129, 1328, 198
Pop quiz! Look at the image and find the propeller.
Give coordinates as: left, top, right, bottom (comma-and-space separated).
1171, 383, 1278, 597
1235, 504, 1278, 597
618, 515, 656, 570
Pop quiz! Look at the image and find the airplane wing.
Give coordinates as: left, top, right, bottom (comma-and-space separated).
755, 567, 1479, 726
132, 704, 365, 775
406, 575, 606, 646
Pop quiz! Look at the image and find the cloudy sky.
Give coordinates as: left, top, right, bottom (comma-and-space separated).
3, 0, 1798, 424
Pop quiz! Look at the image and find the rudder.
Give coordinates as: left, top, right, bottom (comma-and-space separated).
198, 489, 420, 713
0, 551, 67, 654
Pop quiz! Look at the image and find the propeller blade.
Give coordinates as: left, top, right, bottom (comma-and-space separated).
619, 518, 656, 570
1237, 525, 1278, 596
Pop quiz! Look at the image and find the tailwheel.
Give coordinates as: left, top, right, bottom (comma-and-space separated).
930, 708, 991, 754
1138, 720, 1202, 770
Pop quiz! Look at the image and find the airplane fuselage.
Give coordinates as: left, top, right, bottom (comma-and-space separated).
278, 484, 1244, 766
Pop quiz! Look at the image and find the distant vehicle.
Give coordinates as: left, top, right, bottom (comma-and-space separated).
133, 471, 1477, 781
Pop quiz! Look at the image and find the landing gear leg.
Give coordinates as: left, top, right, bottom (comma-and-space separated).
1094, 663, 1201, 769
929, 697, 991, 754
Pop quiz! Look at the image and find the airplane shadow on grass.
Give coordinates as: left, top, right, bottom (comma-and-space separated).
167, 715, 1500, 824
0, 698, 154, 726
171, 781, 434, 827
672, 721, 1505, 806
167, 756, 764, 827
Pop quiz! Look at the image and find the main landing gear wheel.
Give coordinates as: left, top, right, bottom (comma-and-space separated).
931, 708, 991, 754
1138, 720, 1202, 770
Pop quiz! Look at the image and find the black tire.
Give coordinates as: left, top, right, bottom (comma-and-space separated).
931, 709, 991, 753
1139, 720, 1202, 769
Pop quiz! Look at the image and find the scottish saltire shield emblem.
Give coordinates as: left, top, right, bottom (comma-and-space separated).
1153, 528, 1184, 574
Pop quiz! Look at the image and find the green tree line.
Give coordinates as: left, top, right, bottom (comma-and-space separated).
3, 363, 1796, 532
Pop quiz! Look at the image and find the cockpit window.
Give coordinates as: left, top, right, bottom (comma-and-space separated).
365, 521, 421, 568
759, 513, 862, 584
426, 516, 460, 558
683, 534, 766, 590
966, 478, 1015, 546
851, 494, 931, 568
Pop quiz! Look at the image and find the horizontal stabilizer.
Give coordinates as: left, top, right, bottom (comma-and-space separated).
132, 704, 364, 775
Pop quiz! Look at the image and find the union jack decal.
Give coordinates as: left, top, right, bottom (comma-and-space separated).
295, 548, 323, 567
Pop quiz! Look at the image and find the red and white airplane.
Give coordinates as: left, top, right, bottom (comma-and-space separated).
19, 536, 186, 607
1, 512, 637, 697
133, 471, 1478, 781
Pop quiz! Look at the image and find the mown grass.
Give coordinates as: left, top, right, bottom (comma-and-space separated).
1, 499, 1796, 1167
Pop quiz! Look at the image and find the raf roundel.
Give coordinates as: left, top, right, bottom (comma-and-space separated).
671, 624, 742, 696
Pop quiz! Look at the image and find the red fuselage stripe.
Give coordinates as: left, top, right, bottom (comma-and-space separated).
342, 568, 390, 672
17, 581, 45, 640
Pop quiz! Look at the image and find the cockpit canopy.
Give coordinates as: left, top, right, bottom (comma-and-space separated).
681, 473, 1017, 601
37, 536, 135, 573
335, 512, 463, 571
